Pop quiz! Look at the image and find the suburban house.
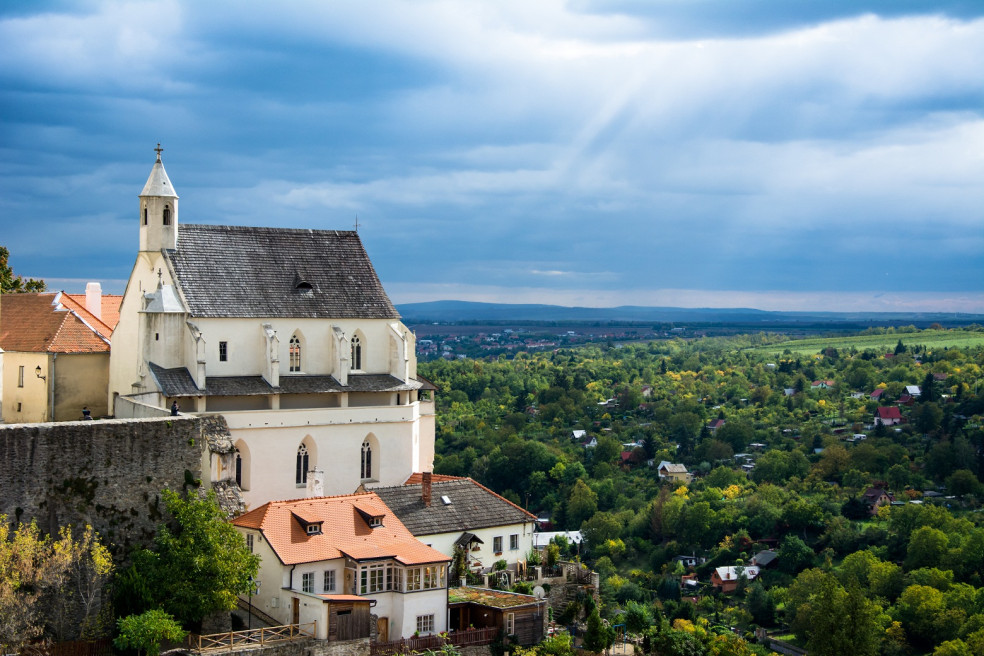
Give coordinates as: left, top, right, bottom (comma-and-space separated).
570, 429, 587, 441
875, 406, 903, 426
658, 462, 692, 483
750, 550, 778, 569
109, 148, 436, 506
231, 492, 451, 641
707, 418, 725, 433
373, 473, 537, 582
870, 388, 885, 400
811, 380, 835, 390
448, 587, 546, 646
0, 286, 121, 422
862, 487, 894, 515
905, 385, 922, 397
710, 565, 760, 593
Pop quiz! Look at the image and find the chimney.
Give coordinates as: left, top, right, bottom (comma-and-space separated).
307, 468, 324, 498
85, 282, 102, 320
422, 471, 432, 507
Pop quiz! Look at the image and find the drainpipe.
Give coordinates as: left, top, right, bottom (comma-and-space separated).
289, 563, 297, 591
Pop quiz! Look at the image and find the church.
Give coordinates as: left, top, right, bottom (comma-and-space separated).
109, 147, 436, 507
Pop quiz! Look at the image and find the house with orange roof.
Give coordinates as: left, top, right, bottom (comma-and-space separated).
109, 148, 437, 507
231, 492, 451, 642
0, 285, 121, 422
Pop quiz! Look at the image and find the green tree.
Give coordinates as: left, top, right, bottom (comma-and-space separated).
115, 491, 258, 627
567, 480, 599, 528
906, 526, 949, 570
582, 609, 615, 653
0, 246, 46, 293
114, 610, 186, 656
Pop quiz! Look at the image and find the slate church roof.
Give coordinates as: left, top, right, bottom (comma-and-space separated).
148, 362, 424, 397
372, 477, 537, 537
164, 224, 398, 319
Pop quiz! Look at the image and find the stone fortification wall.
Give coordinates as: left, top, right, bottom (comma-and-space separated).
0, 414, 237, 555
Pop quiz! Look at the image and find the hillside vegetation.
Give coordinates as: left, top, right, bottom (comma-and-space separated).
420, 327, 984, 656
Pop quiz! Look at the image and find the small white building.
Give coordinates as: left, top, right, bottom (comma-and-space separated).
232, 492, 450, 641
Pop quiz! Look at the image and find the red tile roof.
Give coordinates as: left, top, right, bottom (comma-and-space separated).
231, 492, 450, 567
0, 292, 119, 353
64, 293, 123, 330
876, 406, 902, 419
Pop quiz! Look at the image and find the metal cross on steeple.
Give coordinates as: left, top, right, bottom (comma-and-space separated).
354, 216, 360, 232
155, 143, 163, 160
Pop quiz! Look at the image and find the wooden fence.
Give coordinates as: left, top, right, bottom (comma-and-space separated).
188, 622, 316, 653
370, 627, 499, 656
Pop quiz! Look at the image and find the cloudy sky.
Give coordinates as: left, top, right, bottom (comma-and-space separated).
2, 1, 982, 312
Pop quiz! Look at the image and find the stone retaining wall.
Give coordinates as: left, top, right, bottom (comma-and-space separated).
0, 414, 240, 555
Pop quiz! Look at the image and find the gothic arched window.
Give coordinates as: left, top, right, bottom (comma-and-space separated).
351, 335, 362, 371
296, 444, 309, 486
290, 335, 301, 372
163, 205, 171, 226
143, 207, 148, 226
361, 440, 372, 480
235, 448, 243, 487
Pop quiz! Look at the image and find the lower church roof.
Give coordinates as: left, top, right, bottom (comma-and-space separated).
149, 362, 423, 397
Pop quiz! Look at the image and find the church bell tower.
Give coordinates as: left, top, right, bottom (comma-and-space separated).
139, 144, 179, 252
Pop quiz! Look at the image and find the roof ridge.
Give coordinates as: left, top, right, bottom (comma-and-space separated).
61, 294, 119, 335
182, 223, 358, 236
465, 478, 538, 521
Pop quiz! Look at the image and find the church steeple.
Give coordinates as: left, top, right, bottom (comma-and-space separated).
139, 144, 179, 252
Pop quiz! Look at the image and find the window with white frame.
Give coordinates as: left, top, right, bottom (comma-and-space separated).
406, 567, 422, 591
324, 570, 336, 592
505, 613, 515, 635
302, 572, 314, 593
493, 536, 503, 553
360, 562, 388, 594
296, 444, 309, 486
510, 534, 519, 550
246, 533, 254, 553
416, 614, 435, 635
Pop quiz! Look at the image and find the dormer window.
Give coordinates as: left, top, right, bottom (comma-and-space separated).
367, 516, 383, 529
306, 522, 323, 535
293, 273, 314, 296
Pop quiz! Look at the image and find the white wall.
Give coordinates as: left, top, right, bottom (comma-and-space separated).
419, 522, 534, 572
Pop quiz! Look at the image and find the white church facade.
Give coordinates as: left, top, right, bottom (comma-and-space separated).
109, 147, 436, 508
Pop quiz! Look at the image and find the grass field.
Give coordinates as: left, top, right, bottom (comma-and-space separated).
741, 330, 984, 357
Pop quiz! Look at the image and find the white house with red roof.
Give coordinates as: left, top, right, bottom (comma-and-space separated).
875, 406, 903, 426
109, 148, 436, 506
232, 492, 450, 641
0, 286, 121, 422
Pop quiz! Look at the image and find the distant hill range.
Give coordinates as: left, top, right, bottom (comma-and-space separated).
396, 300, 984, 325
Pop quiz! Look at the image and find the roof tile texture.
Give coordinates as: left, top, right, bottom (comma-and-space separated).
0, 292, 120, 353
166, 224, 398, 319
372, 477, 537, 536
231, 492, 449, 566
